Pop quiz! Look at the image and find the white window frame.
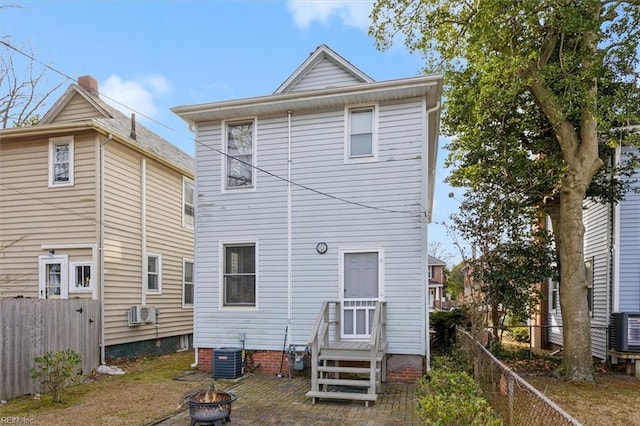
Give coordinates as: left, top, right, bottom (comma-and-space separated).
38, 254, 69, 299
222, 118, 257, 192
146, 253, 162, 294
183, 177, 195, 229
69, 261, 92, 293
219, 240, 258, 310
48, 136, 74, 187
183, 258, 194, 308
344, 104, 378, 163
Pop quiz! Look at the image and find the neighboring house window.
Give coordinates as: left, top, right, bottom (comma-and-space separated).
183, 177, 195, 228
345, 106, 377, 161
428, 266, 434, 280
585, 258, 594, 316
147, 253, 162, 293
223, 243, 256, 307
225, 120, 255, 189
550, 279, 558, 312
70, 262, 92, 293
49, 136, 74, 187
38, 255, 69, 299
183, 259, 194, 307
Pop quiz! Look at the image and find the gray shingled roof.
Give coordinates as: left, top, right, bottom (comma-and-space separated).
78, 84, 193, 173
428, 255, 447, 266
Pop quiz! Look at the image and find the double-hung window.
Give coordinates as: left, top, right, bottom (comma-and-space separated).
183, 259, 194, 307
223, 244, 256, 307
147, 253, 162, 293
346, 106, 376, 161
49, 136, 74, 187
183, 177, 195, 228
225, 120, 255, 189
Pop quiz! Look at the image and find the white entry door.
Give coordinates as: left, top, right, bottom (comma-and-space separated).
342, 251, 380, 339
39, 255, 69, 299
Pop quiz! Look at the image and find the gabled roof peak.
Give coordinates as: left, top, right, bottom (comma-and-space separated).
274, 44, 374, 94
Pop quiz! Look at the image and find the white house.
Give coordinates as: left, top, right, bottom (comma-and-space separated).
173, 45, 443, 403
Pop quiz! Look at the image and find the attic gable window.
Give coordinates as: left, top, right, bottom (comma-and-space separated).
224, 120, 255, 190
345, 105, 377, 162
48, 136, 74, 187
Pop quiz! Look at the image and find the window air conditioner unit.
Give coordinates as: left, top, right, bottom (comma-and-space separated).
610, 312, 640, 352
129, 305, 156, 326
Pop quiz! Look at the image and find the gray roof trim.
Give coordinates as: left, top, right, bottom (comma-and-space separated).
274, 44, 374, 94
173, 74, 443, 123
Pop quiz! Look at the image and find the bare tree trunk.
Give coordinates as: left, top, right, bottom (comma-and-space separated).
548, 174, 594, 382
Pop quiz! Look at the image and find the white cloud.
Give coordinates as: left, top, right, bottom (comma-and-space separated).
100, 74, 172, 119
287, 0, 374, 31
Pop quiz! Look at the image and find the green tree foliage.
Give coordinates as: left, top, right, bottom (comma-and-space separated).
371, 0, 640, 381
30, 349, 81, 403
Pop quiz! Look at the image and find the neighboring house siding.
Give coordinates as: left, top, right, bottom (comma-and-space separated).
0, 134, 98, 297
102, 142, 193, 346
195, 98, 426, 355
50, 93, 103, 123
548, 200, 610, 359
289, 57, 364, 92
618, 146, 640, 312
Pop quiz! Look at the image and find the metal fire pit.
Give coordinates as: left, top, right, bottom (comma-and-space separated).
187, 389, 237, 426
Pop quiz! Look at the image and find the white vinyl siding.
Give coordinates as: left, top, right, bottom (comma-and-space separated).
618, 146, 640, 312
288, 57, 365, 92
48, 136, 74, 187
194, 97, 427, 354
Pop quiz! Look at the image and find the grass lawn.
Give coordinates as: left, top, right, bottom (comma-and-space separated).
0, 351, 205, 425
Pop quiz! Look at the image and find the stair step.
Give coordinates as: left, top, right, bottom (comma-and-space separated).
317, 378, 372, 387
319, 354, 384, 362
306, 390, 377, 402
317, 366, 371, 374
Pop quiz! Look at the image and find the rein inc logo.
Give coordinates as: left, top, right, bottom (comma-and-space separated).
0, 418, 34, 424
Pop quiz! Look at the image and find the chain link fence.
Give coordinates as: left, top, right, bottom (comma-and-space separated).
457, 328, 582, 426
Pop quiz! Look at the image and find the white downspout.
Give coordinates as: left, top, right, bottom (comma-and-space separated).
424, 101, 440, 371
287, 111, 293, 342
191, 121, 199, 369
99, 133, 113, 365
141, 159, 147, 306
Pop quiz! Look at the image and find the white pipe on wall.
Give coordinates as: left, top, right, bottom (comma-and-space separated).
287, 110, 293, 343
99, 133, 113, 365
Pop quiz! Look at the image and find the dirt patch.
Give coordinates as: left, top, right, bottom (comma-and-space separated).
0, 351, 210, 425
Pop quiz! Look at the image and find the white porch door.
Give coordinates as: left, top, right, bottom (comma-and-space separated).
342, 251, 379, 340
39, 255, 68, 299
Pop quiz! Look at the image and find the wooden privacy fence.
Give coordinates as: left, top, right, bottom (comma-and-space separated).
0, 298, 101, 400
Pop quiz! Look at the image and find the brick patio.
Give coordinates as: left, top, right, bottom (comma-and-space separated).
154, 372, 419, 425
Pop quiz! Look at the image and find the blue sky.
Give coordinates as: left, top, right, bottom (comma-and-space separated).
2, 0, 464, 264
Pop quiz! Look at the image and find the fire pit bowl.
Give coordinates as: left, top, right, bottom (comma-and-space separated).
186, 389, 237, 426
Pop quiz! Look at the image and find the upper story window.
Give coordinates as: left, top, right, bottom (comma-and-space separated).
49, 136, 74, 187
146, 253, 162, 294
346, 106, 377, 162
183, 177, 195, 228
224, 120, 255, 190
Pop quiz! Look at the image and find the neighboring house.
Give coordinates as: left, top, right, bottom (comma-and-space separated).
428, 255, 447, 311
547, 139, 640, 374
0, 76, 194, 362
173, 45, 443, 403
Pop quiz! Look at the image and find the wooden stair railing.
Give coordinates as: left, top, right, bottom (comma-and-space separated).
306, 300, 387, 407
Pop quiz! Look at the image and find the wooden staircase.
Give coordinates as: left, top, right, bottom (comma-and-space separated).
306, 300, 387, 407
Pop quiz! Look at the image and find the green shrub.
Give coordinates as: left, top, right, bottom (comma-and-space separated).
30, 349, 81, 403
508, 326, 530, 343
430, 308, 468, 352
417, 369, 503, 425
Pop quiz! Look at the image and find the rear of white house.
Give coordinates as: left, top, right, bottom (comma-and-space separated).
173, 45, 443, 383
